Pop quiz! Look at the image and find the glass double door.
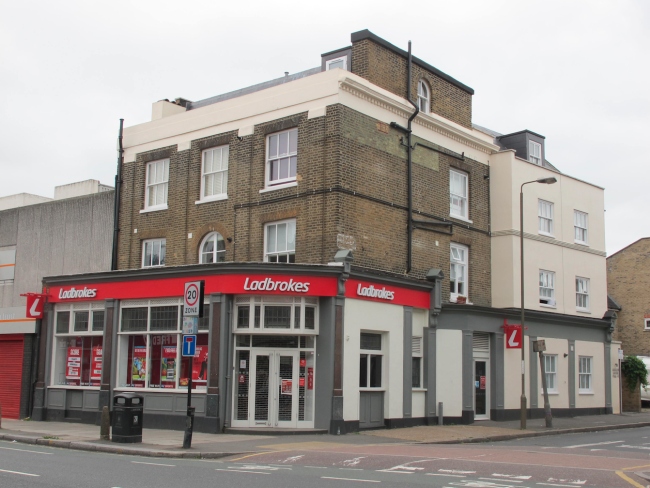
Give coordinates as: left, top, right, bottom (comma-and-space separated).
250, 350, 299, 428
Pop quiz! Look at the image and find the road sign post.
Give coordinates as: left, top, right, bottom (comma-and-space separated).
182, 280, 203, 449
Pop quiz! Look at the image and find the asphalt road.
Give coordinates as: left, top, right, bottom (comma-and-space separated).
1, 428, 649, 488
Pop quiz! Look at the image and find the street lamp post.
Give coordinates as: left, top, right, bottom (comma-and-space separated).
520, 176, 557, 430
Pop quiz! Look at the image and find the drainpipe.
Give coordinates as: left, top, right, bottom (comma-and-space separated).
111, 119, 124, 271
391, 42, 419, 273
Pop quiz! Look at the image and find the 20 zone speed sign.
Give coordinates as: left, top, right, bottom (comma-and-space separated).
184, 281, 204, 317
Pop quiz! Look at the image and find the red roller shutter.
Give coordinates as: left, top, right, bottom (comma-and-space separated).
0, 337, 24, 419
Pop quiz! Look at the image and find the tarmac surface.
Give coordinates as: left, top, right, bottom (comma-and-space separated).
2, 411, 650, 459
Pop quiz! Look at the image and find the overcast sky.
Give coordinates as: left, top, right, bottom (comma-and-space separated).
1, 0, 648, 255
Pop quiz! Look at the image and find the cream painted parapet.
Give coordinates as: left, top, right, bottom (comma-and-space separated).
123, 69, 499, 164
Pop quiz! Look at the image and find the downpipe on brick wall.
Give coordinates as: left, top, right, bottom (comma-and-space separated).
111, 119, 124, 271
390, 41, 418, 274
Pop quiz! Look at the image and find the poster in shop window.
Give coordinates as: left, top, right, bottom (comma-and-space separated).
90, 345, 103, 386
180, 345, 208, 389
66, 347, 81, 381
281, 379, 293, 395
161, 346, 176, 387
132, 346, 147, 382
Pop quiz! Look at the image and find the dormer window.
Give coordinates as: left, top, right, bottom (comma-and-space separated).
529, 141, 542, 165
326, 56, 347, 70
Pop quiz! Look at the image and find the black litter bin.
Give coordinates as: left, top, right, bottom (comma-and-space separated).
112, 392, 143, 443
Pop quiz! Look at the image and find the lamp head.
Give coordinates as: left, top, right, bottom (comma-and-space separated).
536, 177, 557, 184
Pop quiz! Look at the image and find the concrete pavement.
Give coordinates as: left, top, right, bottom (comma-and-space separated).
2, 411, 650, 459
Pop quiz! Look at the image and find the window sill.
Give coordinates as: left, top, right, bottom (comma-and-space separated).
195, 195, 228, 205
141, 265, 166, 269
538, 231, 555, 238
539, 304, 557, 309
359, 387, 386, 392
578, 391, 594, 395
449, 214, 473, 224
576, 308, 591, 314
574, 240, 589, 246
450, 295, 472, 305
140, 205, 168, 214
412, 388, 427, 392
260, 181, 297, 193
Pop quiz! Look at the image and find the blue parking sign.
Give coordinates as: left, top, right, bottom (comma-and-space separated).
182, 335, 196, 357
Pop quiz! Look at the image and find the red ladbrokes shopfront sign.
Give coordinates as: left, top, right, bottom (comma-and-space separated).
47, 274, 431, 309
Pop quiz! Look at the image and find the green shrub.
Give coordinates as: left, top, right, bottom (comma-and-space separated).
621, 355, 649, 391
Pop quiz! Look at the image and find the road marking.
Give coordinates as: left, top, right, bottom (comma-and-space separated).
618, 445, 650, 450
546, 478, 585, 485
215, 468, 270, 474
563, 440, 624, 448
229, 449, 290, 461
439, 469, 476, 474
538, 484, 585, 487
131, 461, 175, 467
0, 468, 40, 477
480, 477, 524, 483
0, 446, 52, 455
426, 472, 466, 478
231, 464, 291, 471
340, 468, 364, 471
322, 476, 380, 483
342, 456, 366, 467
615, 471, 645, 488
305, 466, 328, 469
623, 463, 650, 470
281, 455, 304, 463
493, 473, 532, 480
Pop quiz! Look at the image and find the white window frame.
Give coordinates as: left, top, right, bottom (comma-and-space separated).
576, 277, 590, 312
326, 56, 347, 70
544, 354, 558, 394
143, 159, 169, 211
529, 141, 542, 165
574, 210, 588, 245
578, 356, 593, 393
265, 128, 298, 189
359, 332, 384, 390
234, 296, 318, 334
116, 299, 209, 392
539, 270, 555, 306
645, 318, 650, 330
198, 146, 228, 203
450, 169, 469, 220
199, 232, 226, 264
538, 199, 554, 236
450, 243, 468, 302
51, 303, 105, 389
264, 219, 296, 263
412, 336, 423, 389
417, 79, 430, 114
142, 238, 166, 268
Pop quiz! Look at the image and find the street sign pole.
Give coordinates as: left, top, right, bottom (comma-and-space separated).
182, 280, 204, 449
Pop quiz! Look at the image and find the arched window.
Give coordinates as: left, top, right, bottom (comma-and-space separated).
417, 80, 430, 113
200, 232, 226, 263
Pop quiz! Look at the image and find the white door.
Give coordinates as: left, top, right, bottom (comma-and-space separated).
250, 350, 299, 427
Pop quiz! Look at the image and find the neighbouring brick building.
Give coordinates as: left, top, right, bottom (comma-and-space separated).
34, 30, 619, 433
608, 238, 650, 356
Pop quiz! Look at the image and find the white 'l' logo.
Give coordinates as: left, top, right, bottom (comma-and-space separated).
30, 298, 40, 317
508, 329, 519, 347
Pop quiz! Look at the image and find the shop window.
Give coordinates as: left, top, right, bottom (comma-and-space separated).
52, 305, 105, 387
118, 299, 209, 391
235, 296, 318, 333
360, 332, 383, 388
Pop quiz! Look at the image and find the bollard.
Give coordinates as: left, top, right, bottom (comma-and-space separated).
100, 406, 110, 440
438, 402, 443, 426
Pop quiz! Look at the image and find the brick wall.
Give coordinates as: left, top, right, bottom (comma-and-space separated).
350, 38, 473, 129
608, 238, 650, 356
117, 104, 491, 306
621, 375, 641, 412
